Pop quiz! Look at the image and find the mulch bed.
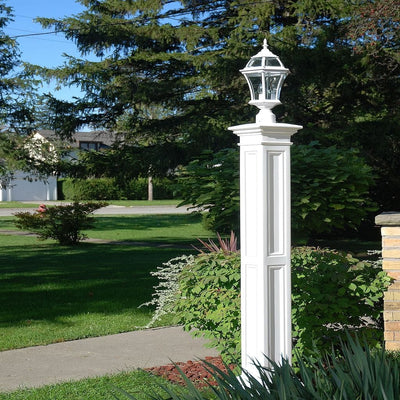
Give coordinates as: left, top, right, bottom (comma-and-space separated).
145, 356, 236, 389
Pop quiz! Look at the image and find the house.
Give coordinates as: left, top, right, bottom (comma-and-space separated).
0, 130, 118, 202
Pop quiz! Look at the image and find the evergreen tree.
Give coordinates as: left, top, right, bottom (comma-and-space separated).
35, 0, 399, 209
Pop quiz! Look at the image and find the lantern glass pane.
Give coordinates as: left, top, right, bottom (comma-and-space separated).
264, 73, 281, 100
265, 57, 281, 67
248, 57, 262, 67
249, 75, 263, 100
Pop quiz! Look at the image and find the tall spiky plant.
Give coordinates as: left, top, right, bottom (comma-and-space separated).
114, 335, 400, 399
193, 231, 238, 254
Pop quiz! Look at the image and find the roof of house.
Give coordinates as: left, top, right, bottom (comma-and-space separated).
36, 130, 122, 148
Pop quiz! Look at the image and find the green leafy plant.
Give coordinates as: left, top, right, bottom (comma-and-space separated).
14, 201, 108, 245
176, 143, 375, 237
176, 149, 240, 234
168, 247, 390, 364
291, 142, 376, 236
291, 247, 391, 358
59, 177, 176, 200
173, 251, 241, 364
114, 335, 400, 400
59, 178, 121, 200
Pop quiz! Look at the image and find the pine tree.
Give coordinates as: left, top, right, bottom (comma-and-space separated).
35, 0, 399, 209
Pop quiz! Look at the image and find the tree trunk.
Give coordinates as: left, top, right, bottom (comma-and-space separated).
148, 175, 153, 201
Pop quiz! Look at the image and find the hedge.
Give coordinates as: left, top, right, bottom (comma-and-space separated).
58, 177, 176, 200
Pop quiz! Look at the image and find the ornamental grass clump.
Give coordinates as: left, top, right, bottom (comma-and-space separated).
14, 201, 107, 245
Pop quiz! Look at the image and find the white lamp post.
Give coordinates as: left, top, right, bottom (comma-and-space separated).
229, 39, 302, 379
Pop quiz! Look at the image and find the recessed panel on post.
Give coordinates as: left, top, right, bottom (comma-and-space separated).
243, 150, 258, 257
267, 151, 285, 256
267, 265, 286, 362
243, 263, 259, 369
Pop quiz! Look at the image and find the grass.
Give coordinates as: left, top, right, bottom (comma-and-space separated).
0, 214, 213, 244
0, 201, 38, 208
0, 214, 213, 351
0, 217, 16, 230
105, 199, 182, 206
0, 369, 175, 399
85, 214, 212, 244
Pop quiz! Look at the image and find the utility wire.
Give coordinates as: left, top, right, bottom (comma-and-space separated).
11, 30, 63, 38
9, 0, 277, 40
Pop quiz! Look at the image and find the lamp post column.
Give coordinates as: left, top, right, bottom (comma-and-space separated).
229, 120, 301, 378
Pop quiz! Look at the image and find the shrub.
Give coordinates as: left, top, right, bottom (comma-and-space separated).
123, 178, 148, 200
14, 201, 107, 245
176, 149, 240, 234
59, 177, 176, 200
124, 177, 175, 200
155, 247, 390, 364
291, 142, 376, 236
59, 178, 120, 200
139, 255, 195, 328
115, 336, 400, 399
176, 143, 375, 236
291, 247, 390, 358
174, 251, 241, 364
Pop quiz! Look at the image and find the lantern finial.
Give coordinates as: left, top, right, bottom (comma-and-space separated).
263, 38, 268, 49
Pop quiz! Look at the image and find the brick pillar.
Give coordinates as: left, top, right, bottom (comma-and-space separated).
375, 213, 400, 350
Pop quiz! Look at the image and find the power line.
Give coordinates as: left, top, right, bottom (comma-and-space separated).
9, 0, 269, 40
10, 30, 64, 39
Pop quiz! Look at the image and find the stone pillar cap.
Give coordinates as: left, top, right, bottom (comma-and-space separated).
375, 212, 400, 226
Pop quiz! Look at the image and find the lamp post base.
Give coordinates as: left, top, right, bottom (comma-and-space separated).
229, 120, 302, 380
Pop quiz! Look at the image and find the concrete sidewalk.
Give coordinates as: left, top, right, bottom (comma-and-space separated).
0, 326, 219, 392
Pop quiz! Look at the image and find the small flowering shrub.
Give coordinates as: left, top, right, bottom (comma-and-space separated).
140, 254, 195, 328
174, 251, 241, 364
14, 201, 107, 245
145, 247, 390, 365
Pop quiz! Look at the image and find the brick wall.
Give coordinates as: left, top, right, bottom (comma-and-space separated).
375, 213, 400, 350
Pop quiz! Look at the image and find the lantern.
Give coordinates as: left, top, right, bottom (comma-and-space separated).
240, 39, 289, 123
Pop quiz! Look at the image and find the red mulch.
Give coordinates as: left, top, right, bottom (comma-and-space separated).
145, 356, 236, 389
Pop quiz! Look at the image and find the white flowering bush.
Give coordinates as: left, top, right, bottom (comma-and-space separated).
140, 254, 194, 328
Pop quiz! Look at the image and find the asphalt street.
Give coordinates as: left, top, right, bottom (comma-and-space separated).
0, 204, 195, 217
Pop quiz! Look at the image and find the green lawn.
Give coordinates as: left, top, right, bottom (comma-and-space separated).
0, 202, 39, 208
106, 199, 182, 206
0, 214, 213, 351
0, 217, 16, 230
85, 214, 212, 243
0, 370, 175, 400
0, 213, 213, 244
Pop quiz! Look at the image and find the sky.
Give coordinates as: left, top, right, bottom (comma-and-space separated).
6, 0, 89, 100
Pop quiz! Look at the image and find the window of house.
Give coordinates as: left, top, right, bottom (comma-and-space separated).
79, 141, 100, 151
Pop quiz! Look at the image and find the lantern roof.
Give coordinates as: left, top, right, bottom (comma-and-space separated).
242, 39, 288, 71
